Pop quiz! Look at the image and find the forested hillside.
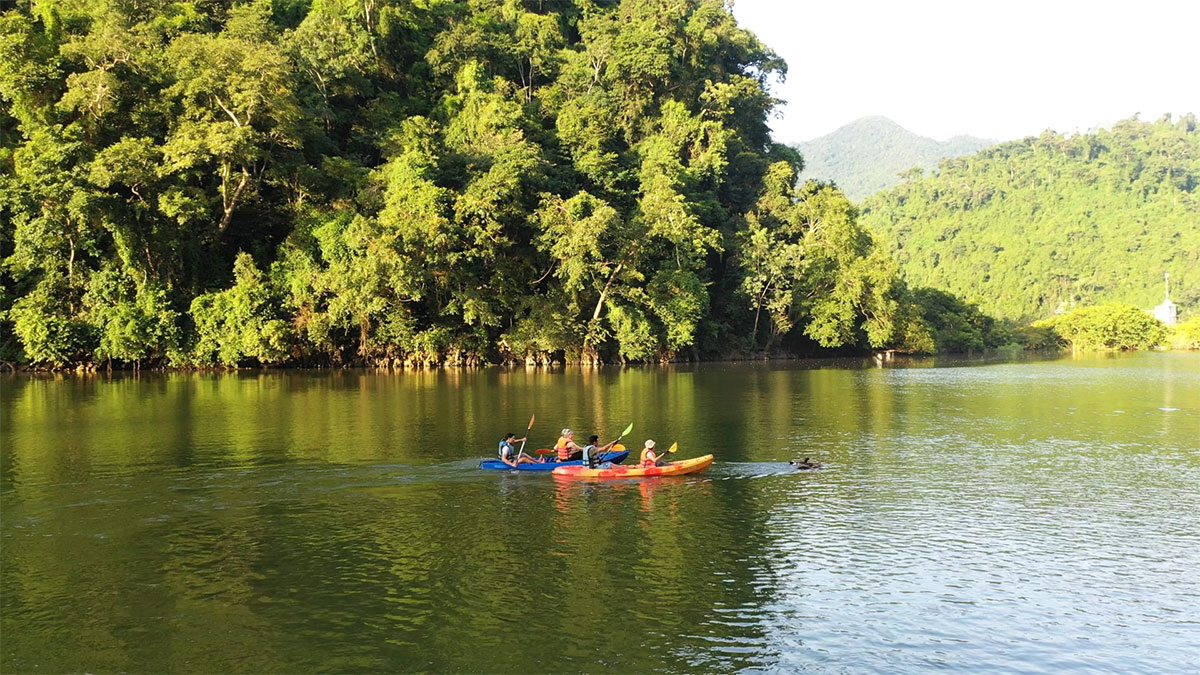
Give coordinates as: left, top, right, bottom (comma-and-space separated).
860, 116, 1200, 322
796, 116, 992, 201
1, 0, 928, 368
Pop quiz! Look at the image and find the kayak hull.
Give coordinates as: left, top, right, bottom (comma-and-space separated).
552, 454, 714, 478
479, 450, 629, 471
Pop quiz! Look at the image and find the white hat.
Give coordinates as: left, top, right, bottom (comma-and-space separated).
562, 428, 573, 437
644, 439, 656, 449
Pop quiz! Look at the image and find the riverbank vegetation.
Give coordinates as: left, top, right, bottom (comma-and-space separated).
1168, 316, 1200, 350
1024, 303, 1170, 352
0, 0, 995, 369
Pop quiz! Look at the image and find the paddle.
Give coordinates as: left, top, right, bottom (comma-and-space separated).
654, 441, 678, 465
515, 414, 535, 462
598, 422, 634, 464
614, 422, 634, 444
587, 443, 627, 467
535, 448, 556, 454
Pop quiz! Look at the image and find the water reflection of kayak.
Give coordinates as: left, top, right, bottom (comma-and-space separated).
552, 454, 714, 478
479, 450, 630, 471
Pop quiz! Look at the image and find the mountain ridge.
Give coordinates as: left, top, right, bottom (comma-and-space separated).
795, 116, 993, 200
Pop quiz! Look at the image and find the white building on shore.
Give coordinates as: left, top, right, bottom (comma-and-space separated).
1152, 273, 1178, 326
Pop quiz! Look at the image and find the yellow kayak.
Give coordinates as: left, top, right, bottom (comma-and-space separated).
552, 454, 714, 478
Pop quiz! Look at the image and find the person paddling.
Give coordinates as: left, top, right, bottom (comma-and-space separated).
554, 429, 586, 462
582, 434, 618, 468
499, 433, 538, 467
640, 439, 664, 468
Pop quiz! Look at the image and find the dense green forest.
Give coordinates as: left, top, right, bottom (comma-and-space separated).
2, 0, 959, 369
795, 116, 992, 201
860, 116, 1200, 322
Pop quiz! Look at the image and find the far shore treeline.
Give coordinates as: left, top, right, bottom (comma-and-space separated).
0, 1, 1195, 370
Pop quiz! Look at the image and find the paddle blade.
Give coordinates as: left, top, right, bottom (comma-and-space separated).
535, 448, 556, 455
527, 414, 536, 429
620, 422, 634, 437
667, 441, 678, 453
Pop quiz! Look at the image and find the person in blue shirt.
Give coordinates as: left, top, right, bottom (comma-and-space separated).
498, 432, 539, 467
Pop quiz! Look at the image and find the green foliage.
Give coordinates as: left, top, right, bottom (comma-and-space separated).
85, 265, 181, 364
1171, 315, 1200, 350
607, 302, 658, 363
796, 116, 993, 201
1014, 323, 1061, 351
9, 272, 96, 366
1032, 303, 1169, 351
862, 115, 1200, 322
903, 287, 1009, 353
735, 170, 905, 351
190, 253, 293, 366
1, 0, 921, 367
648, 269, 707, 352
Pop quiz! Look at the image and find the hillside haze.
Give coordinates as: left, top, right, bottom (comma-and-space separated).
796, 116, 993, 200
860, 115, 1200, 322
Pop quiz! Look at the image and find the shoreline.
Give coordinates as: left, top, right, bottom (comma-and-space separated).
6, 347, 1186, 378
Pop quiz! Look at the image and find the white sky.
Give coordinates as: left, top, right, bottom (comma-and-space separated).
732, 0, 1200, 143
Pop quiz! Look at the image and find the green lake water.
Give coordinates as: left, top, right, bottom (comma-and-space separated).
2, 353, 1199, 672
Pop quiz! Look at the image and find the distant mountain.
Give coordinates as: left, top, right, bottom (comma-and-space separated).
795, 117, 993, 201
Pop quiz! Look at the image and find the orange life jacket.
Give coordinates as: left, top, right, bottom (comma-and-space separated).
640, 448, 657, 468
556, 436, 572, 461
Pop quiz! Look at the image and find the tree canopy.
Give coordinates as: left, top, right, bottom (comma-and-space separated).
2, 0, 917, 368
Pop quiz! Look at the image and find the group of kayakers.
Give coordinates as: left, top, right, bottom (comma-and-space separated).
497, 428, 665, 469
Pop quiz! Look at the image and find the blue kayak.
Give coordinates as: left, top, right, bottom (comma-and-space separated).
479, 450, 629, 471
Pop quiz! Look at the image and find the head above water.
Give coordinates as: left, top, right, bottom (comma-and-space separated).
561, 428, 573, 438
644, 439, 656, 449
588, 434, 599, 445
504, 433, 516, 441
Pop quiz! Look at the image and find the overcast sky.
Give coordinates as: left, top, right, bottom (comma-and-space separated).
731, 0, 1200, 143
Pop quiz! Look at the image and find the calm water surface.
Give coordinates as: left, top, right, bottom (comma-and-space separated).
2, 353, 1199, 673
